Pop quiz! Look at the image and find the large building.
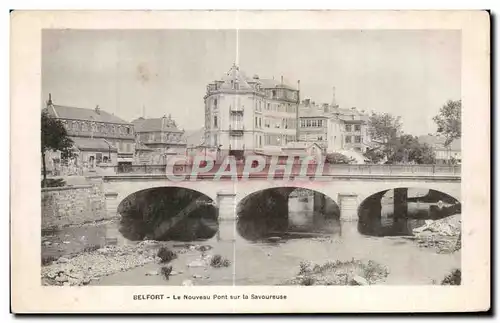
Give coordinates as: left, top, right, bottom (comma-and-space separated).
44, 94, 135, 168
132, 114, 187, 164
299, 90, 370, 154
204, 64, 300, 158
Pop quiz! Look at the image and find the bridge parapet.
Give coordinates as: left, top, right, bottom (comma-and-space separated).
99, 163, 461, 179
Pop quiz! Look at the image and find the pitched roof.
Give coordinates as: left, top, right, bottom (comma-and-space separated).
48, 104, 130, 125
258, 78, 297, 91
135, 142, 154, 151
71, 137, 118, 152
132, 117, 183, 133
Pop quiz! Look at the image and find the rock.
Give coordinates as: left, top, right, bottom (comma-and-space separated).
187, 260, 206, 268
182, 279, 193, 286
81, 278, 91, 285
350, 275, 369, 286
43, 241, 52, 246
145, 270, 159, 276
57, 257, 70, 264
192, 274, 202, 279
55, 275, 68, 283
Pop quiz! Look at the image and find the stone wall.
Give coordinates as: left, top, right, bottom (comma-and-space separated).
41, 184, 107, 229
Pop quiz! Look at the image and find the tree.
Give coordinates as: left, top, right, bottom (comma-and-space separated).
363, 147, 386, 164
325, 152, 356, 164
387, 134, 436, 164
367, 112, 403, 159
41, 110, 74, 187
433, 100, 461, 146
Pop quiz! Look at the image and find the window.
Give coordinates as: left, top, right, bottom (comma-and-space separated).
259, 118, 262, 128
301, 120, 305, 127
214, 116, 218, 128
259, 136, 262, 147
345, 136, 352, 143
214, 99, 218, 107
255, 117, 258, 127
126, 127, 130, 134
272, 90, 276, 98
355, 136, 361, 143
267, 103, 270, 110
318, 136, 323, 141
354, 125, 361, 131
345, 125, 352, 132
306, 120, 311, 127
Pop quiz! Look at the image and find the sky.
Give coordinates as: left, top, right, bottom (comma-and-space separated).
42, 29, 461, 135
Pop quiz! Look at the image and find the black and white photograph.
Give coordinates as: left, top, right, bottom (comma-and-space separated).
10, 10, 490, 313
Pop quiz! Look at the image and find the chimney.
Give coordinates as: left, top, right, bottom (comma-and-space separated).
331, 86, 337, 106
47, 93, 53, 106
351, 107, 357, 110
304, 98, 311, 106
281, 75, 283, 85
95, 105, 100, 114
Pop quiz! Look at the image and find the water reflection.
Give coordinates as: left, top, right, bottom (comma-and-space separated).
359, 188, 461, 237
237, 188, 341, 242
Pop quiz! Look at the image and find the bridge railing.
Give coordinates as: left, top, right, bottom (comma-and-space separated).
99, 163, 461, 177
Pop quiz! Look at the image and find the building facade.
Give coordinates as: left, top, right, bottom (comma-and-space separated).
299, 93, 370, 154
132, 114, 187, 163
44, 94, 135, 168
204, 64, 299, 158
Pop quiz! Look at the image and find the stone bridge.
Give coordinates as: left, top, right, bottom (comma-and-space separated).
99, 164, 461, 242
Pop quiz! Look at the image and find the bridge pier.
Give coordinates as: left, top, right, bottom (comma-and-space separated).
216, 190, 237, 242
338, 193, 362, 239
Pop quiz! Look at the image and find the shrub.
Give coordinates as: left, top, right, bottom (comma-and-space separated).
83, 244, 101, 253
325, 153, 356, 164
210, 254, 231, 268
41, 255, 58, 266
441, 269, 461, 285
160, 266, 173, 280
41, 178, 66, 188
157, 247, 177, 263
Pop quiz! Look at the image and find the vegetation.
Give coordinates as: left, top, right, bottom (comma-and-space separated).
41, 110, 74, 187
433, 100, 462, 146
41, 255, 58, 266
40, 178, 66, 188
325, 152, 357, 164
364, 112, 436, 164
160, 266, 173, 280
157, 247, 177, 263
210, 254, 231, 268
386, 134, 436, 164
83, 244, 101, 253
283, 259, 389, 286
441, 269, 461, 285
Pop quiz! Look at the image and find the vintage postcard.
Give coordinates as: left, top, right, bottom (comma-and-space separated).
10, 10, 490, 313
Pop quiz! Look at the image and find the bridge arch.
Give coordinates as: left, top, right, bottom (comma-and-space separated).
117, 186, 218, 241
357, 187, 461, 237
236, 186, 341, 241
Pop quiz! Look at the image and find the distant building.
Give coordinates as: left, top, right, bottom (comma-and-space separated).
132, 114, 187, 163
44, 94, 135, 168
418, 135, 461, 164
299, 88, 370, 153
204, 64, 299, 159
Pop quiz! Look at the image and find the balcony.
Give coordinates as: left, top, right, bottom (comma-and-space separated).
229, 124, 245, 136
230, 105, 244, 114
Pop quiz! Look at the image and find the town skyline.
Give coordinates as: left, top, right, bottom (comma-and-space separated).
42, 29, 461, 135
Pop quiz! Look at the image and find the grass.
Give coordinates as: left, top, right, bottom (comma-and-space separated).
157, 247, 177, 264
284, 259, 389, 286
441, 269, 461, 285
210, 254, 231, 268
